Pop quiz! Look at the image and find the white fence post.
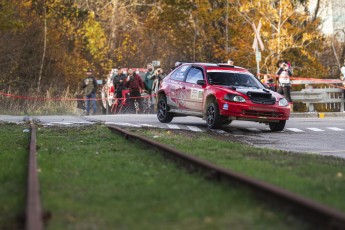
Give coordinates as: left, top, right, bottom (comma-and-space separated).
291, 79, 345, 112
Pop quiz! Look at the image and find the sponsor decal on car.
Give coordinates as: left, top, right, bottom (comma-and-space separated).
191, 89, 203, 100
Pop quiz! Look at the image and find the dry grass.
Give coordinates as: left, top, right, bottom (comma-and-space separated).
0, 87, 82, 115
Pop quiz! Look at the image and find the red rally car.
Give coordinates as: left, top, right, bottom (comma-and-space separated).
156, 62, 290, 131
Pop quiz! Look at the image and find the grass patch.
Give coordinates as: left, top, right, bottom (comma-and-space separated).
34, 125, 309, 229
133, 128, 345, 213
0, 123, 29, 229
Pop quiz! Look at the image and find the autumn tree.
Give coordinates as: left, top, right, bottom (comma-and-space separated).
0, 0, 335, 104
235, 0, 326, 77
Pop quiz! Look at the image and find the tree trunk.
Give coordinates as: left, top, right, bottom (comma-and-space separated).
37, 4, 47, 92
312, 0, 320, 22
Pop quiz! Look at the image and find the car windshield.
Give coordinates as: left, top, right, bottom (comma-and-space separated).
207, 71, 263, 89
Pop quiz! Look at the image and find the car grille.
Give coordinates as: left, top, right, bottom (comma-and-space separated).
250, 97, 276, 105
247, 91, 276, 105
243, 110, 283, 118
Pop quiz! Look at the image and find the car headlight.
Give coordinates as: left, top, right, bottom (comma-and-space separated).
224, 94, 246, 103
278, 98, 289, 106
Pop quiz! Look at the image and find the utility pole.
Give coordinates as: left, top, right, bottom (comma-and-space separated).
252, 20, 264, 75
225, 0, 229, 55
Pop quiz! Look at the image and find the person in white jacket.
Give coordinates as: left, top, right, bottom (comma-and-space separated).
340, 63, 345, 86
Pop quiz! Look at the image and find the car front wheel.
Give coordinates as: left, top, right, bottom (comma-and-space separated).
269, 120, 286, 132
157, 97, 174, 123
222, 117, 232, 125
206, 102, 222, 129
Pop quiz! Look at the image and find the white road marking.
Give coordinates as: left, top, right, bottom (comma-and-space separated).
139, 124, 156, 127
46, 122, 73, 125
327, 127, 344, 131
167, 124, 180, 129
105, 122, 141, 127
286, 128, 304, 132
213, 129, 227, 134
317, 150, 345, 153
247, 128, 261, 132
187, 126, 202, 132
307, 128, 324, 132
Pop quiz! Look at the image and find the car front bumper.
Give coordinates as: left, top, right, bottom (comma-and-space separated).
218, 100, 290, 122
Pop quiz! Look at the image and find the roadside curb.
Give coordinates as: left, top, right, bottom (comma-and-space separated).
290, 112, 345, 118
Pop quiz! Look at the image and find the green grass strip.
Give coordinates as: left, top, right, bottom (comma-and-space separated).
35, 125, 308, 229
135, 128, 345, 213
0, 123, 29, 229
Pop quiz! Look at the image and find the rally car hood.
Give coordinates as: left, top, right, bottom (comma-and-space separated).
212, 85, 283, 100
212, 85, 268, 94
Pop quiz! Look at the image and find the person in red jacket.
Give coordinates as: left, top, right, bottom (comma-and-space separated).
125, 68, 145, 113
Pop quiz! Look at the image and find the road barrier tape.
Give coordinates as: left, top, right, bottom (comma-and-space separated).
1, 74, 344, 102
0, 91, 156, 101
257, 74, 345, 90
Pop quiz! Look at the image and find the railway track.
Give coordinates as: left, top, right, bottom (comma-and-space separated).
107, 124, 345, 229
23, 122, 345, 229
26, 122, 43, 230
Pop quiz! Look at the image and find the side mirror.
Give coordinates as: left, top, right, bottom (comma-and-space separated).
196, 80, 205, 86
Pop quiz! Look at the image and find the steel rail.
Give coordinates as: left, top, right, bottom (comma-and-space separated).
26, 122, 43, 230
107, 124, 345, 229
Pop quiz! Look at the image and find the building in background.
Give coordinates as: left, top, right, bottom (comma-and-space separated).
309, 0, 345, 39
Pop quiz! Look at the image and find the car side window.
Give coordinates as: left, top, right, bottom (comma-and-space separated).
170, 65, 191, 81
185, 67, 204, 84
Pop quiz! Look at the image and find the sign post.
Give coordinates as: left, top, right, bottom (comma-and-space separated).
152, 60, 161, 67
252, 20, 264, 76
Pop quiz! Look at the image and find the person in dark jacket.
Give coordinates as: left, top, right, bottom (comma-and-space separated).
81, 68, 97, 115
112, 67, 127, 112
125, 68, 145, 113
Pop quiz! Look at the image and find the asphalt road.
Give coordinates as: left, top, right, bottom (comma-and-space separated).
1, 114, 344, 159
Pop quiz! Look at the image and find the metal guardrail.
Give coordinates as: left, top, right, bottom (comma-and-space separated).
291, 79, 345, 112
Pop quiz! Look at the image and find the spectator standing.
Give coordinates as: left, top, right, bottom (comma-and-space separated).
341, 63, 345, 86
227, 58, 234, 65
81, 68, 97, 115
276, 60, 293, 110
144, 63, 155, 94
151, 68, 164, 111
152, 68, 164, 94
261, 74, 275, 91
113, 67, 127, 111
110, 68, 118, 81
125, 68, 145, 113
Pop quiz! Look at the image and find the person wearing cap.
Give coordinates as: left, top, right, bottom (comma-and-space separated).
81, 68, 97, 115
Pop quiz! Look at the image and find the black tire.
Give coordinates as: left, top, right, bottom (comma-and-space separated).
157, 96, 174, 123
269, 120, 286, 132
206, 102, 222, 129
222, 117, 232, 125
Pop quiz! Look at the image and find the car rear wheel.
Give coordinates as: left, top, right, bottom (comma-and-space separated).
269, 120, 286, 132
206, 102, 222, 129
157, 96, 173, 123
